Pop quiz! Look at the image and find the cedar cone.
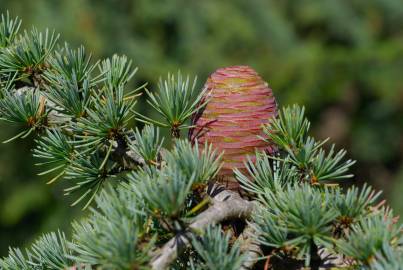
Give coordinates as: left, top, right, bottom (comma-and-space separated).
189, 65, 278, 191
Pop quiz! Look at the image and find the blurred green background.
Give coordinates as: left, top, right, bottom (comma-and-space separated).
1, 0, 403, 255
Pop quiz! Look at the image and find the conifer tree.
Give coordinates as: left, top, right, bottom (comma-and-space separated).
0, 12, 402, 270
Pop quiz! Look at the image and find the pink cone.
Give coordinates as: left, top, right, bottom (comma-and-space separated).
190, 66, 278, 190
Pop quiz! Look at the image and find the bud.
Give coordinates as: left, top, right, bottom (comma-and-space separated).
190, 66, 277, 190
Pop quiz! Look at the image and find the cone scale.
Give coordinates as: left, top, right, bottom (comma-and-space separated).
190, 66, 277, 190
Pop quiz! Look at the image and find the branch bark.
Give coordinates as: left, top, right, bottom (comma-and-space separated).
239, 223, 263, 270
150, 189, 256, 270
111, 138, 145, 170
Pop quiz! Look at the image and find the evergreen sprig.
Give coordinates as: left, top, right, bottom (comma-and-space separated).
29, 231, 74, 269
0, 231, 73, 270
100, 54, 137, 89
0, 248, 32, 270
128, 139, 222, 220
336, 212, 402, 265
263, 104, 355, 184
0, 11, 21, 48
69, 186, 151, 270
331, 184, 382, 224
64, 152, 119, 208
164, 139, 223, 184
44, 75, 91, 119
45, 44, 100, 86
255, 184, 338, 266
128, 125, 164, 164
235, 152, 297, 195
73, 85, 137, 149
33, 128, 73, 183
370, 245, 403, 270
136, 72, 206, 137
0, 72, 17, 98
262, 104, 310, 150
0, 28, 59, 81
0, 90, 45, 142
191, 225, 246, 270
251, 208, 288, 249
130, 165, 196, 219
311, 145, 356, 181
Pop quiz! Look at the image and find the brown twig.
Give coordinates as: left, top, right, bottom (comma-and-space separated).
150, 189, 256, 270
239, 223, 263, 270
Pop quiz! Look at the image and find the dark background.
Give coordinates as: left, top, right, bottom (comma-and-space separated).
1, 0, 403, 255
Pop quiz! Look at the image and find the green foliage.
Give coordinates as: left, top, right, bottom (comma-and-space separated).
330, 184, 382, 223
72, 84, 137, 149
43, 76, 91, 119
0, 28, 58, 81
0, 248, 32, 270
0, 11, 21, 48
254, 184, 338, 266
33, 129, 73, 183
136, 72, 206, 136
250, 177, 402, 268
164, 140, 222, 184
262, 105, 310, 151
0, 231, 73, 269
370, 245, 403, 270
99, 54, 137, 89
29, 231, 73, 269
127, 139, 222, 221
64, 151, 119, 208
0, 72, 17, 98
337, 212, 402, 265
263, 104, 355, 183
191, 225, 245, 270
311, 145, 355, 181
234, 106, 400, 267
128, 125, 164, 164
235, 152, 297, 195
0, 90, 44, 142
251, 208, 288, 249
69, 186, 151, 270
45, 44, 99, 85
130, 165, 195, 219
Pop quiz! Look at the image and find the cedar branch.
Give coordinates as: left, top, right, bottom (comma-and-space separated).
150, 189, 256, 270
